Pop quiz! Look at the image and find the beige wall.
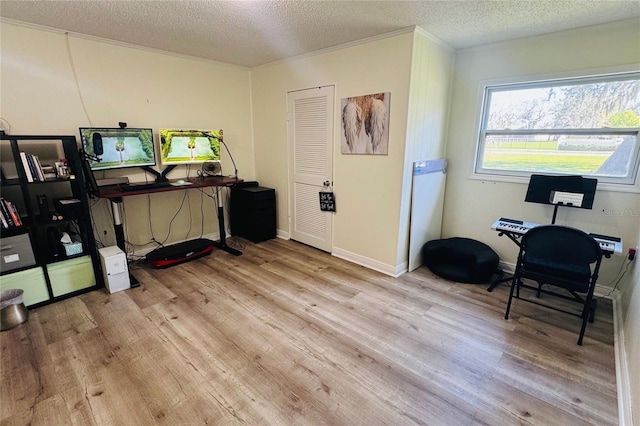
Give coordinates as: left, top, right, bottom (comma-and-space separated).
251, 31, 415, 272
1, 23, 254, 251
443, 18, 640, 286
400, 29, 454, 266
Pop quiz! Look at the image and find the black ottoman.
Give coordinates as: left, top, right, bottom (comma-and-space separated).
422, 237, 499, 284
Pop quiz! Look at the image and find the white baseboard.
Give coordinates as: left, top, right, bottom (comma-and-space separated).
612, 291, 634, 426
498, 260, 516, 276
272, 233, 400, 275
276, 229, 290, 240
331, 247, 406, 277
279, 233, 402, 277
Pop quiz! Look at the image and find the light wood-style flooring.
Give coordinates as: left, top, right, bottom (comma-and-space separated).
1, 238, 617, 425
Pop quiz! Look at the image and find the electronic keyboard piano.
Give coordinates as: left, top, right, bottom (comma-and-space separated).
491, 217, 623, 256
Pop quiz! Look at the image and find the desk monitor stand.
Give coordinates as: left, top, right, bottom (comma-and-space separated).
142, 165, 176, 182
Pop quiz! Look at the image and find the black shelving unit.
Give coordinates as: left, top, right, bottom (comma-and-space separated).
0, 135, 102, 307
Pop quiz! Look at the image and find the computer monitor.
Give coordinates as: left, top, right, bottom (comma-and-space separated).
79, 127, 156, 171
525, 174, 598, 210
159, 129, 221, 165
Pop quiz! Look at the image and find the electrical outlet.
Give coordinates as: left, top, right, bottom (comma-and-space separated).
629, 247, 637, 261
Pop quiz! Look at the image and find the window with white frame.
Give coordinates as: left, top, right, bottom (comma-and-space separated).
475, 72, 640, 186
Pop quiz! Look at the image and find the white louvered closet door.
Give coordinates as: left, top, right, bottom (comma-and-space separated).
287, 86, 334, 252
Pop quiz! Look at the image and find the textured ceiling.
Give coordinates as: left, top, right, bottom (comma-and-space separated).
1, 1, 639, 68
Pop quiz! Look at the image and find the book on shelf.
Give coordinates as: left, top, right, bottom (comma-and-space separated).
19, 152, 34, 182
25, 154, 40, 181
7, 201, 22, 227
31, 154, 45, 181
0, 198, 14, 227
0, 198, 22, 228
41, 164, 57, 181
0, 202, 8, 228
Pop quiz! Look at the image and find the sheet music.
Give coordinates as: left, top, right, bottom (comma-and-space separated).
550, 191, 583, 207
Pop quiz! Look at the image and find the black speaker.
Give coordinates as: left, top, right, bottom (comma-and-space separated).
47, 227, 61, 258
93, 132, 104, 156
54, 198, 82, 219
36, 194, 49, 219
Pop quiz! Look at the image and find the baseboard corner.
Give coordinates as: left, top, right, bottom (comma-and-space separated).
611, 291, 634, 426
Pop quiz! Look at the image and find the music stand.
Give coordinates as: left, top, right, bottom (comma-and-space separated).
525, 174, 597, 223
487, 174, 598, 292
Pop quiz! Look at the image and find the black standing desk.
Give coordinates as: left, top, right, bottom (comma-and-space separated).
97, 176, 244, 283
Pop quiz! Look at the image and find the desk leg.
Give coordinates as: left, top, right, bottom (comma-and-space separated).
212, 190, 242, 256
109, 198, 140, 287
110, 198, 126, 252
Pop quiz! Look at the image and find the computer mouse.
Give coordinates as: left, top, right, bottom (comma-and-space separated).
177, 179, 185, 185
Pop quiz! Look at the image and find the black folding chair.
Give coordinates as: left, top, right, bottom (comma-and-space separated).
504, 225, 603, 345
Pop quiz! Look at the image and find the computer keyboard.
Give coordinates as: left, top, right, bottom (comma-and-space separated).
120, 181, 172, 192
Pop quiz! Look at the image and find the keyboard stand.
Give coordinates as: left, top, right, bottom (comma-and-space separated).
487, 269, 508, 292
489, 214, 622, 292
487, 230, 525, 292
487, 225, 620, 292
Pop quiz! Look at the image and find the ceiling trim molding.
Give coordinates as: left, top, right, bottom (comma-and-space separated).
252, 26, 417, 70
0, 17, 250, 70
454, 16, 640, 54
414, 26, 455, 52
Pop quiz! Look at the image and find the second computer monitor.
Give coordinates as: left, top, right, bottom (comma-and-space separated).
159, 129, 221, 165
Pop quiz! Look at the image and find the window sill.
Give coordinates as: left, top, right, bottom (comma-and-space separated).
467, 172, 640, 194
